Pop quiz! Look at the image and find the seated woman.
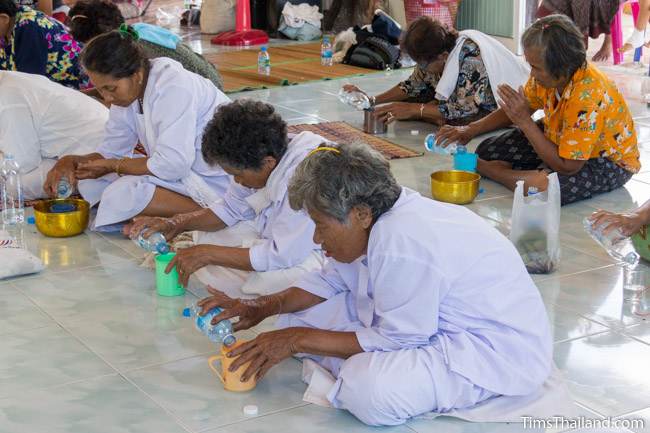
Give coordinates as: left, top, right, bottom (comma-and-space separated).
130, 100, 325, 297
0, 70, 107, 199
68, 0, 223, 90
44, 27, 231, 230
0, 0, 87, 88
537, 0, 620, 62
345, 16, 529, 126
196, 142, 552, 426
437, 15, 640, 206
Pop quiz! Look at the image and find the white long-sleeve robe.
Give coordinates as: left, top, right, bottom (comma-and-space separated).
0, 71, 108, 200
78, 58, 231, 228
278, 187, 553, 426
193, 132, 326, 297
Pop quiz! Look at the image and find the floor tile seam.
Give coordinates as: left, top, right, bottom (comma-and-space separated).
552, 328, 611, 346
117, 350, 219, 375
193, 402, 313, 433
117, 372, 195, 433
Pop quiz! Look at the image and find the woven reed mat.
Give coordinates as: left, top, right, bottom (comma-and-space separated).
288, 121, 423, 160
204, 43, 380, 93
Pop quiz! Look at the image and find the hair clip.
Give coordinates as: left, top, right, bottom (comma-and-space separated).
70, 14, 88, 21
118, 23, 139, 41
308, 146, 341, 157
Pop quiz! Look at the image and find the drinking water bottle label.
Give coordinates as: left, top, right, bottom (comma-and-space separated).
56, 178, 73, 199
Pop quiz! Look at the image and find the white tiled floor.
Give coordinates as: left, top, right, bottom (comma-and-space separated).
4, 22, 650, 433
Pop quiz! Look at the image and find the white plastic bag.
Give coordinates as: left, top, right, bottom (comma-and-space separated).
509, 173, 561, 274
0, 230, 44, 279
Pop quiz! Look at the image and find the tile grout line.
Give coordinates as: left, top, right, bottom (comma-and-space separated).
194, 402, 313, 433
4, 285, 196, 433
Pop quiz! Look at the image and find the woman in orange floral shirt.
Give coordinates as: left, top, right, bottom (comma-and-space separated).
437, 14, 640, 206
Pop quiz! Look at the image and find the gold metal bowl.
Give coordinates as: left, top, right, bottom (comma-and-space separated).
33, 199, 90, 237
430, 170, 481, 205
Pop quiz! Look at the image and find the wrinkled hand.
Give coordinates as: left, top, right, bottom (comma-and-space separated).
497, 84, 532, 127
128, 216, 183, 242
374, 102, 418, 124
436, 125, 475, 148
44, 156, 78, 198
76, 159, 116, 180
197, 286, 275, 331
589, 210, 646, 237
226, 328, 302, 382
167, 245, 218, 287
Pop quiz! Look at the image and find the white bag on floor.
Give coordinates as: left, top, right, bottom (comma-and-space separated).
200, 0, 236, 34
0, 230, 44, 279
510, 173, 561, 274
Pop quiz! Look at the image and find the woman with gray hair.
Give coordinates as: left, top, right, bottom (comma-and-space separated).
196, 142, 552, 426
437, 14, 639, 206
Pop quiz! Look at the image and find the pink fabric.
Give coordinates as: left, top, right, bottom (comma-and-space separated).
404, 0, 460, 28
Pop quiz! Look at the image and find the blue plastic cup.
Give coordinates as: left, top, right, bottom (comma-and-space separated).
453, 152, 478, 172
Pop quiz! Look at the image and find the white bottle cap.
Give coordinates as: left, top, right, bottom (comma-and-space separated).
243, 405, 258, 416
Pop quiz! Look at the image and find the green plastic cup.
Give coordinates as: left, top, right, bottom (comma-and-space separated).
155, 252, 185, 297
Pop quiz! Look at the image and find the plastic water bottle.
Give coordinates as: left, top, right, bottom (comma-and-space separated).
183, 304, 236, 347
337, 88, 371, 110
258, 46, 270, 76
583, 217, 640, 266
1, 155, 24, 225
424, 133, 458, 154
135, 229, 170, 254
56, 178, 73, 199
321, 36, 333, 66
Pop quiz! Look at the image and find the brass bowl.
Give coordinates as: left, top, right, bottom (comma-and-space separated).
430, 170, 481, 205
33, 199, 90, 237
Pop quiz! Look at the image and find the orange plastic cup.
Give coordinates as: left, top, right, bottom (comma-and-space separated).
208, 340, 257, 392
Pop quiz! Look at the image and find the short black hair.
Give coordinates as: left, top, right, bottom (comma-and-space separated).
202, 100, 288, 170
81, 27, 147, 78
400, 16, 458, 64
69, 0, 124, 43
0, 0, 19, 17
522, 14, 586, 80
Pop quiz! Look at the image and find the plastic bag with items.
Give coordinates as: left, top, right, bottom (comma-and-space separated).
0, 229, 44, 279
510, 173, 561, 274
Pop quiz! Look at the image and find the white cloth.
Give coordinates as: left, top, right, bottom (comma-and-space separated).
193, 223, 324, 298
194, 132, 327, 296
0, 71, 108, 199
78, 58, 231, 228
300, 359, 578, 425
281, 2, 323, 28
435, 30, 531, 106
277, 187, 555, 426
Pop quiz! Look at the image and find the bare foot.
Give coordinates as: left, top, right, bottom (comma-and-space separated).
592, 36, 612, 62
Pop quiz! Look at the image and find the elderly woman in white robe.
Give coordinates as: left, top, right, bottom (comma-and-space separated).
0, 71, 107, 200
129, 100, 324, 297
44, 27, 231, 229
196, 142, 553, 426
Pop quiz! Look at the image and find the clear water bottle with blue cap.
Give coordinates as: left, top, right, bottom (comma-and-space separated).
583, 217, 639, 266
183, 303, 236, 347
135, 229, 170, 254
424, 133, 458, 154
258, 46, 271, 76
321, 35, 333, 66
56, 178, 73, 199
1, 154, 24, 225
